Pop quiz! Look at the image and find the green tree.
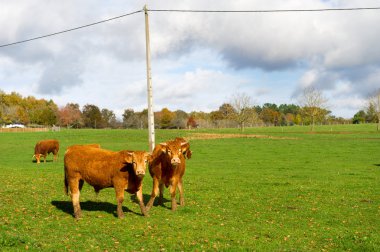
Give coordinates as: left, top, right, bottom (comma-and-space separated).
101, 108, 117, 128
352, 110, 366, 124
82, 104, 102, 128
171, 110, 188, 129
368, 90, 380, 131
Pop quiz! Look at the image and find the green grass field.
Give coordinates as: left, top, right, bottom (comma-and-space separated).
0, 124, 379, 251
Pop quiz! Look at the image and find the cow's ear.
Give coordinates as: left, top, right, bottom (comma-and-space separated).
145, 152, 153, 163
124, 152, 133, 163
158, 143, 168, 153
180, 142, 191, 158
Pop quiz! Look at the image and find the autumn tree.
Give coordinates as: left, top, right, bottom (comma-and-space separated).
298, 87, 328, 131
58, 103, 83, 128
156, 108, 175, 129
229, 93, 256, 131
187, 116, 198, 129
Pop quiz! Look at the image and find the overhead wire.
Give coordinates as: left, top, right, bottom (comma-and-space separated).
0, 9, 143, 48
149, 7, 380, 13
1, 6, 380, 48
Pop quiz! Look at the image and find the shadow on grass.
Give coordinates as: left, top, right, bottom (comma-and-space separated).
51, 200, 142, 218
32, 159, 55, 163
130, 193, 172, 210
374, 164, 380, 167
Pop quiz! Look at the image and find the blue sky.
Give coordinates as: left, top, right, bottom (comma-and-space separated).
1, 0, 380, 119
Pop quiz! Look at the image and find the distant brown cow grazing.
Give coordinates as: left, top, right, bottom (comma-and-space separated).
64, 146, 151, 219
33, 139, 60, 164
146, 138, 191, 211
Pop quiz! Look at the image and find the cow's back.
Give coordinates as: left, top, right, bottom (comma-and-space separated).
64, 147, 126, 188
35, 139, 59, 154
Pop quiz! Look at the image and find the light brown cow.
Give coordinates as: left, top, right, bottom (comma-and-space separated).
66, 143, 101, 151
146, 138, 191, 211
33, 139, 60, 164
64, 146, 150, 219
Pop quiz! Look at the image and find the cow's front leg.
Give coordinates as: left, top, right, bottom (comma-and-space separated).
136, 186, 147, 216
169, 181, 178, 211
177, 178, 185, 206
146, 177, 159, 211
115, 186, 125, 219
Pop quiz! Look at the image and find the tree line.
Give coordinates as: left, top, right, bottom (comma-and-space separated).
1, 89, 378, 130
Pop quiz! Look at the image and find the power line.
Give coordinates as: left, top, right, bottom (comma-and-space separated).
0, 9, 143, 48
149, 7, 380, 13
1, 6, 380, 48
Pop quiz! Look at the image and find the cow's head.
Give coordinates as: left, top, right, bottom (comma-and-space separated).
33, 154, 41, 164
159, 140, 190, 166
124, 151, 151, 177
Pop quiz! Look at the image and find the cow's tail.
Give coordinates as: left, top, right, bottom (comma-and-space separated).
64, 167, 69, 196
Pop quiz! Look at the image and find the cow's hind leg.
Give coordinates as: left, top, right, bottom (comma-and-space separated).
69, 178, 82, 219
79, 179, 84, 191
158, 182, 165, 206
146, 177, 160, 211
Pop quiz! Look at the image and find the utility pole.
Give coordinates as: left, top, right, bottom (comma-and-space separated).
144, 5, 155, 152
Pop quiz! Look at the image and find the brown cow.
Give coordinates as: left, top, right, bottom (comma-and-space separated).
146, 138, 191, 212
64, 146, 150, 219
33, 139, 60, 164
66, 143, 101, 150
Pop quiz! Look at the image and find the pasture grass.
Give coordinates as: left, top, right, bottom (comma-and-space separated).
0, 124, 379, 251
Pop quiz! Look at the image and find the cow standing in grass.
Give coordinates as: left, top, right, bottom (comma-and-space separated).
64, 146, 150, 219
146, 138, 191, 211
33, 139, 60, 164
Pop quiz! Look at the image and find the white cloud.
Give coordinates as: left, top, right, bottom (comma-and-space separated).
1, 0, 380, 119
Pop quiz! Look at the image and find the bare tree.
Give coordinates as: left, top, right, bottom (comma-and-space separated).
298, 87, 328, 131
368, 89, 380, 131
230, 92, 256, 132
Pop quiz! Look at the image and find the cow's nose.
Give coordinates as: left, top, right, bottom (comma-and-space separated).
136, 170, 145, 176
171, 157, 181, 165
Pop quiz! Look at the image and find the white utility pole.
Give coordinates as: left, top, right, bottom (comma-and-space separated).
144, 5, 155, 152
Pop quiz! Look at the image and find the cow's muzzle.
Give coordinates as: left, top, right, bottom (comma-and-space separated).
171, 157, 181, 166
136, 170, 145, 177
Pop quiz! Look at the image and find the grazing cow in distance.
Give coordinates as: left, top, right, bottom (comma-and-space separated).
64, 146, 151, 219
33, 139, 60, 164
146, 138, 191, 212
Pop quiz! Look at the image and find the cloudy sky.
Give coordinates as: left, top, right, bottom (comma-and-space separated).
1, 0, 380, 119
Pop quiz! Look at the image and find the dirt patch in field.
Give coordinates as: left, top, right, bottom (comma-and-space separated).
186, 133, 298, 140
